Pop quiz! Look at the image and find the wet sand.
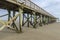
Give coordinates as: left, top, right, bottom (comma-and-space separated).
0, 22, 60, 40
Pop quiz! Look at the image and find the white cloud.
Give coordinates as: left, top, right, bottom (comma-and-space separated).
31, 0, 60, 19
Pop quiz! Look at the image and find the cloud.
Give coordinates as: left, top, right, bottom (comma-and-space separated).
31, 0, 60, 8
31, 0, 60, 19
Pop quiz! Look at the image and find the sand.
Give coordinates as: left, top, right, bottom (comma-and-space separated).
0, 22, 60, 40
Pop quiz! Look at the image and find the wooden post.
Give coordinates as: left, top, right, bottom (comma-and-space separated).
8, 10, 11, 22
13, 10, 15, 28
33, 12, 36, 28
35, 14, 37, 26
42, 15, 44, 24
30, 14, 33, 26
19, 8, 23, 32
40, 15, 43, 26
7, 9, 11, 29
43, 16, 46, 25
27, 13, 29, 27
49, 17, 51, 23
47, 17, 48, 24
46, 16, 48, 24
22, 13, 24, 26
31, 14, 32, 23
47, 16, 49, 24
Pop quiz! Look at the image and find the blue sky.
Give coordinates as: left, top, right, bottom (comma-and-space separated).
0, 0, 60, 20
31, 0, 60, 20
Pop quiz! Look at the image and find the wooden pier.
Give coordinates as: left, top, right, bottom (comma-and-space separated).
0, 0, 56, 33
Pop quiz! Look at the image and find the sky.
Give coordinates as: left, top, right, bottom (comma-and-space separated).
31, 0, 60, 20
0, 0, 60, 20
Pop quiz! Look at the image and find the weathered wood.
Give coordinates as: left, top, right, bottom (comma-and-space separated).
22, 13, 24, 26
0, 0, 56, 18
8, 10, 18, 32
22, 13, 33, 27
40, 15, 43, 26
45, 16, 48, 24
30, 14, 32, 23
0, 0, 56, 33
27, 13, 29, 27
43, 16, 46, 25
12, 10, 15, 28
33, 12, 36, 28
19, 8, 23, 32
8, 10, 11, 22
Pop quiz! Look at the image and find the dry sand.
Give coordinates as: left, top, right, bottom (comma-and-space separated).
0, 22, 60, 40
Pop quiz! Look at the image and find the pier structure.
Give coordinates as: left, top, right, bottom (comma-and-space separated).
0, 0, 56, 33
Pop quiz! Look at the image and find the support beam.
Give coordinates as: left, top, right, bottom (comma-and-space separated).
48, 17, 49, 23
22, 14, 27, 26
22, 13, 24, 26
31, 14, 32, 23
29, 14, 34, 26
49, 17, 51, 23
46, 16, 47, 24
12, 10, 15, 28
27, 13, 29, 27
19, 8, 23, 32
40, 14, 43, 26
34, 14, 37, 25
43, 16, 46, 25
8, 10, 11, 22
47, 17, 49, 24
0, 14, 8, 17
8, 10, 18, 32
45, 16, 48, 25
46, 16, 48, 24
33, 12, 36, 28
42, 15, 44, 24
